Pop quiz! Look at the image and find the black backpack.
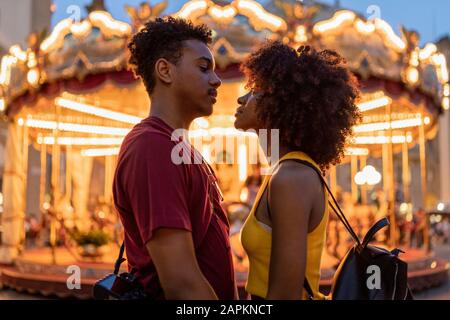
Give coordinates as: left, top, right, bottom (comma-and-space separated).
270, 159, 414, 300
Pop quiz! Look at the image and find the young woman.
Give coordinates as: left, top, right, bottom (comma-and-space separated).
234, 42, 361, 300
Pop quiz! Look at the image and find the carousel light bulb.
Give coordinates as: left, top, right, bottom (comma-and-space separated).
353, 117, 423, 133
208, 5, 237, 22
374, 19, 406, 51
0, 55, 18, 85
240, 188, 249, 203
363, 165, 376, 172
314, 11, 355, 34
27, 52, 38, 68
81, 147, 120, 157
55, 97, 141, 124
443, 97, 450, 111
409, 50, 420, 67
355, 19, 375, 34
363, 165, 381, 185
406, 67, 419, 85
353, 122, 389, 133
9, 45, 27, 62
357, 96, 392, 112
89, 11, 131, 36
354, 171, 366, 185
40, 136, 124, 146
25, 118, 130, 136
43, 202, 51, 210
432, 53, 449, 83
399, 202, 409, 213
0, 98, 5, 112
40, 18, 72, 53
27, 69, 40, 86
237, 0, 287, 31
345, 147, 369, 156
294, 26, 308, 43
424, 116, 431, 125
419, 43, 437, 60
437, 202, 445, 211
18, 118, 24, 126
352, 135, 412, 145
71, 20, 92, 39
368, 172, 382, 185
444, 84, 450, 97
175, 0, 208, 19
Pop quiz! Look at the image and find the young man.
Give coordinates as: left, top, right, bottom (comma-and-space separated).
113, 17, 236, 300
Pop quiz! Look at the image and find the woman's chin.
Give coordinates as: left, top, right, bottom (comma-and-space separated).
234, 119, 245, 131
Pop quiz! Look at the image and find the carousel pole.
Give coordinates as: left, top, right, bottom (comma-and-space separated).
360, 156, 367, 205
65, 145, 73, 229
104, 155, 113, 204
21, 123, 29, 249
330, 165, 337, 195
351, 155, 358, 204
387, 103, 396, 247
382, 143, 389, 192
65, 145, 72, 200
0, 120, 26, 263
49, 104, 61, 264
40, 143, 47, 213
40, 142, 47, 248
419, 113, 430, 251
402, 139, 410, 202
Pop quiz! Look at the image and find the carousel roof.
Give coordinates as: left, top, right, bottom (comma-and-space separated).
0, 0, 448, 157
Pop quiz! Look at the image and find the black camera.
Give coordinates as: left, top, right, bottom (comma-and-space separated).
93, 241, 151, 300
93, 272, 150, 300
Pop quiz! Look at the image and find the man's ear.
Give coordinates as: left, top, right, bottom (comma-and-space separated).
154, 58, 173, 85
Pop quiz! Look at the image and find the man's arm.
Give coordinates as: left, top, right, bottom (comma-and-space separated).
146, 228, 218, 300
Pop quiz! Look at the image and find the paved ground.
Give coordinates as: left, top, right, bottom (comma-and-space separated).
1, 245, 450, 300
414, 244, 450, 300
0, 289, 50, 300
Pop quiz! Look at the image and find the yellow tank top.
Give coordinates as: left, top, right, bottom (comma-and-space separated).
240, 151, 329, 299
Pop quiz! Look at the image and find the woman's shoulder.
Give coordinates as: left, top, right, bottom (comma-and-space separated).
267, 161, 323, 212
271, 160, 321, 189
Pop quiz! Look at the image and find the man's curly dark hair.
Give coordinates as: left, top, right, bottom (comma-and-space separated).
128, 17, 213, 94
242, 41, 361, 172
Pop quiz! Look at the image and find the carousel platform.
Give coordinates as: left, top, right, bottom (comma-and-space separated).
0, 245, 127, 299
0, 245, 448, 299
317, 248, 450, 294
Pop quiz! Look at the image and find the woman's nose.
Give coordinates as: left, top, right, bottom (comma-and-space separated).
237, 92, 249, 105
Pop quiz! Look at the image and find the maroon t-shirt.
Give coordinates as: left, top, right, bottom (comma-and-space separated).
113, 116, 236, 300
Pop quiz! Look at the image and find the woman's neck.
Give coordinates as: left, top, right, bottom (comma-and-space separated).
261, 139, 296, 163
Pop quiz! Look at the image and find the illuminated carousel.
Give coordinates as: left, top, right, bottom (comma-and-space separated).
0, 0, 449, 298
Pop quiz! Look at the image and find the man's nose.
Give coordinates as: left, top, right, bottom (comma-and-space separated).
210, 72, 222, 88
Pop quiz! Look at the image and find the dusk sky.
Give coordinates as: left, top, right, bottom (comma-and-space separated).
51, 0, 450, 46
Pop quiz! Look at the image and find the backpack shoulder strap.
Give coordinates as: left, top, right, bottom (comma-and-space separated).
266, 158, 361, 245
